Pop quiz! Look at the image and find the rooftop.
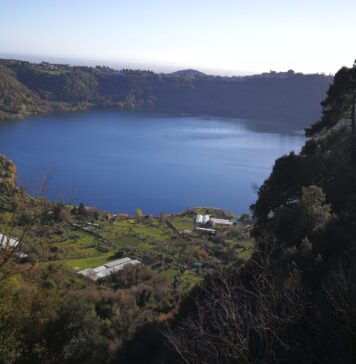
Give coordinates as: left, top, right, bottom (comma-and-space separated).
77, 257, 141, 281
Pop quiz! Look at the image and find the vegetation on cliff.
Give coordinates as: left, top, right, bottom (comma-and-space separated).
0, 58, 332, 127
164, 61, 356, 364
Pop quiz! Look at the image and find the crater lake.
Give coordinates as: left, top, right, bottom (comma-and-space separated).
0, 110, 305, 215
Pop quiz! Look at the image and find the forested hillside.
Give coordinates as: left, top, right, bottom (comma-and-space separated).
163, 62, 356, 363
0, 58, 332, 127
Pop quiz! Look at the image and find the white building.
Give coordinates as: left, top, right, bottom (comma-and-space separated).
0, 233, 19, 249
196, 215, 210, 224
77, 257, 141, 281
210, 218, 233, 226
196, 227, 216, 234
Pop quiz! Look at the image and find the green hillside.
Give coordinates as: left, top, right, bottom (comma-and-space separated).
0, 58, 332, 127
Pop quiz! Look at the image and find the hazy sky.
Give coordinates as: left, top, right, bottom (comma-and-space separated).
0, 0, 355, 75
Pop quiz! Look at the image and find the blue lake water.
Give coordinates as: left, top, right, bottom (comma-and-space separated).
0, 110, 305, 215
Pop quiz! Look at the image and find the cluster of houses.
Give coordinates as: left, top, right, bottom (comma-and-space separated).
77, 257, 141, 281
195, 214, 234, 234
40, 61, 69, 71
195, 215, 233, 226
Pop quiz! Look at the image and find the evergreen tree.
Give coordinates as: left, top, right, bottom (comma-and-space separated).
306, 60, 356, 141
78, 202, 86, 216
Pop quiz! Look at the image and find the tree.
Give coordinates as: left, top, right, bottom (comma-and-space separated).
165, 256, 305, 364
78, 202, 86, 216
306, 61, 356, 154
0, 178, 47, 284
134, 208, 143, 219
299, 185, 332, 233
238, 213, 251, 224
159, 213, 166, 223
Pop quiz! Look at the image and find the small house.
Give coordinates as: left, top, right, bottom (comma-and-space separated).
210, 218, 233, 226
0, 233, 19, 249
196, 214, 210, 224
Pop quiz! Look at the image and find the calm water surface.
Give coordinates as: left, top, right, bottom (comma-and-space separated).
0, 110, 304, 215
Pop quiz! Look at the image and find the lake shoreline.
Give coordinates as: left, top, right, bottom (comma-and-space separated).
0, 103, 306, 135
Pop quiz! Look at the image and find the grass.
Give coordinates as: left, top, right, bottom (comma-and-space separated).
233, 240, 254, 261
181, 270, 203, 289
57, 245, 99, 260
63, 253, 114, 270
169, 216, 194, 231
45, 228, 100, 260
108, 219, 170, 241
118, 236, 155, 251
237, 248, 253, 261
236, 240, 254, 249
158, 267, 180, 280
74, 230, 97, 245
157, 268, 202, 291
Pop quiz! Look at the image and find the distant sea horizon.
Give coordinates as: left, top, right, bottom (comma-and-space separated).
0, 52, 286, 77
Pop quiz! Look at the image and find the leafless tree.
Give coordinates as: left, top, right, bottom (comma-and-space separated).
164, 248, 305, 364
305, 264, 356, 364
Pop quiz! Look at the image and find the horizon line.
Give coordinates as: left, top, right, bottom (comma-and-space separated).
0, 51, 334, 77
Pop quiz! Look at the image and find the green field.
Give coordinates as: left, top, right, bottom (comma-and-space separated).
63, 254, 113, 270
1, 204, 254, 293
